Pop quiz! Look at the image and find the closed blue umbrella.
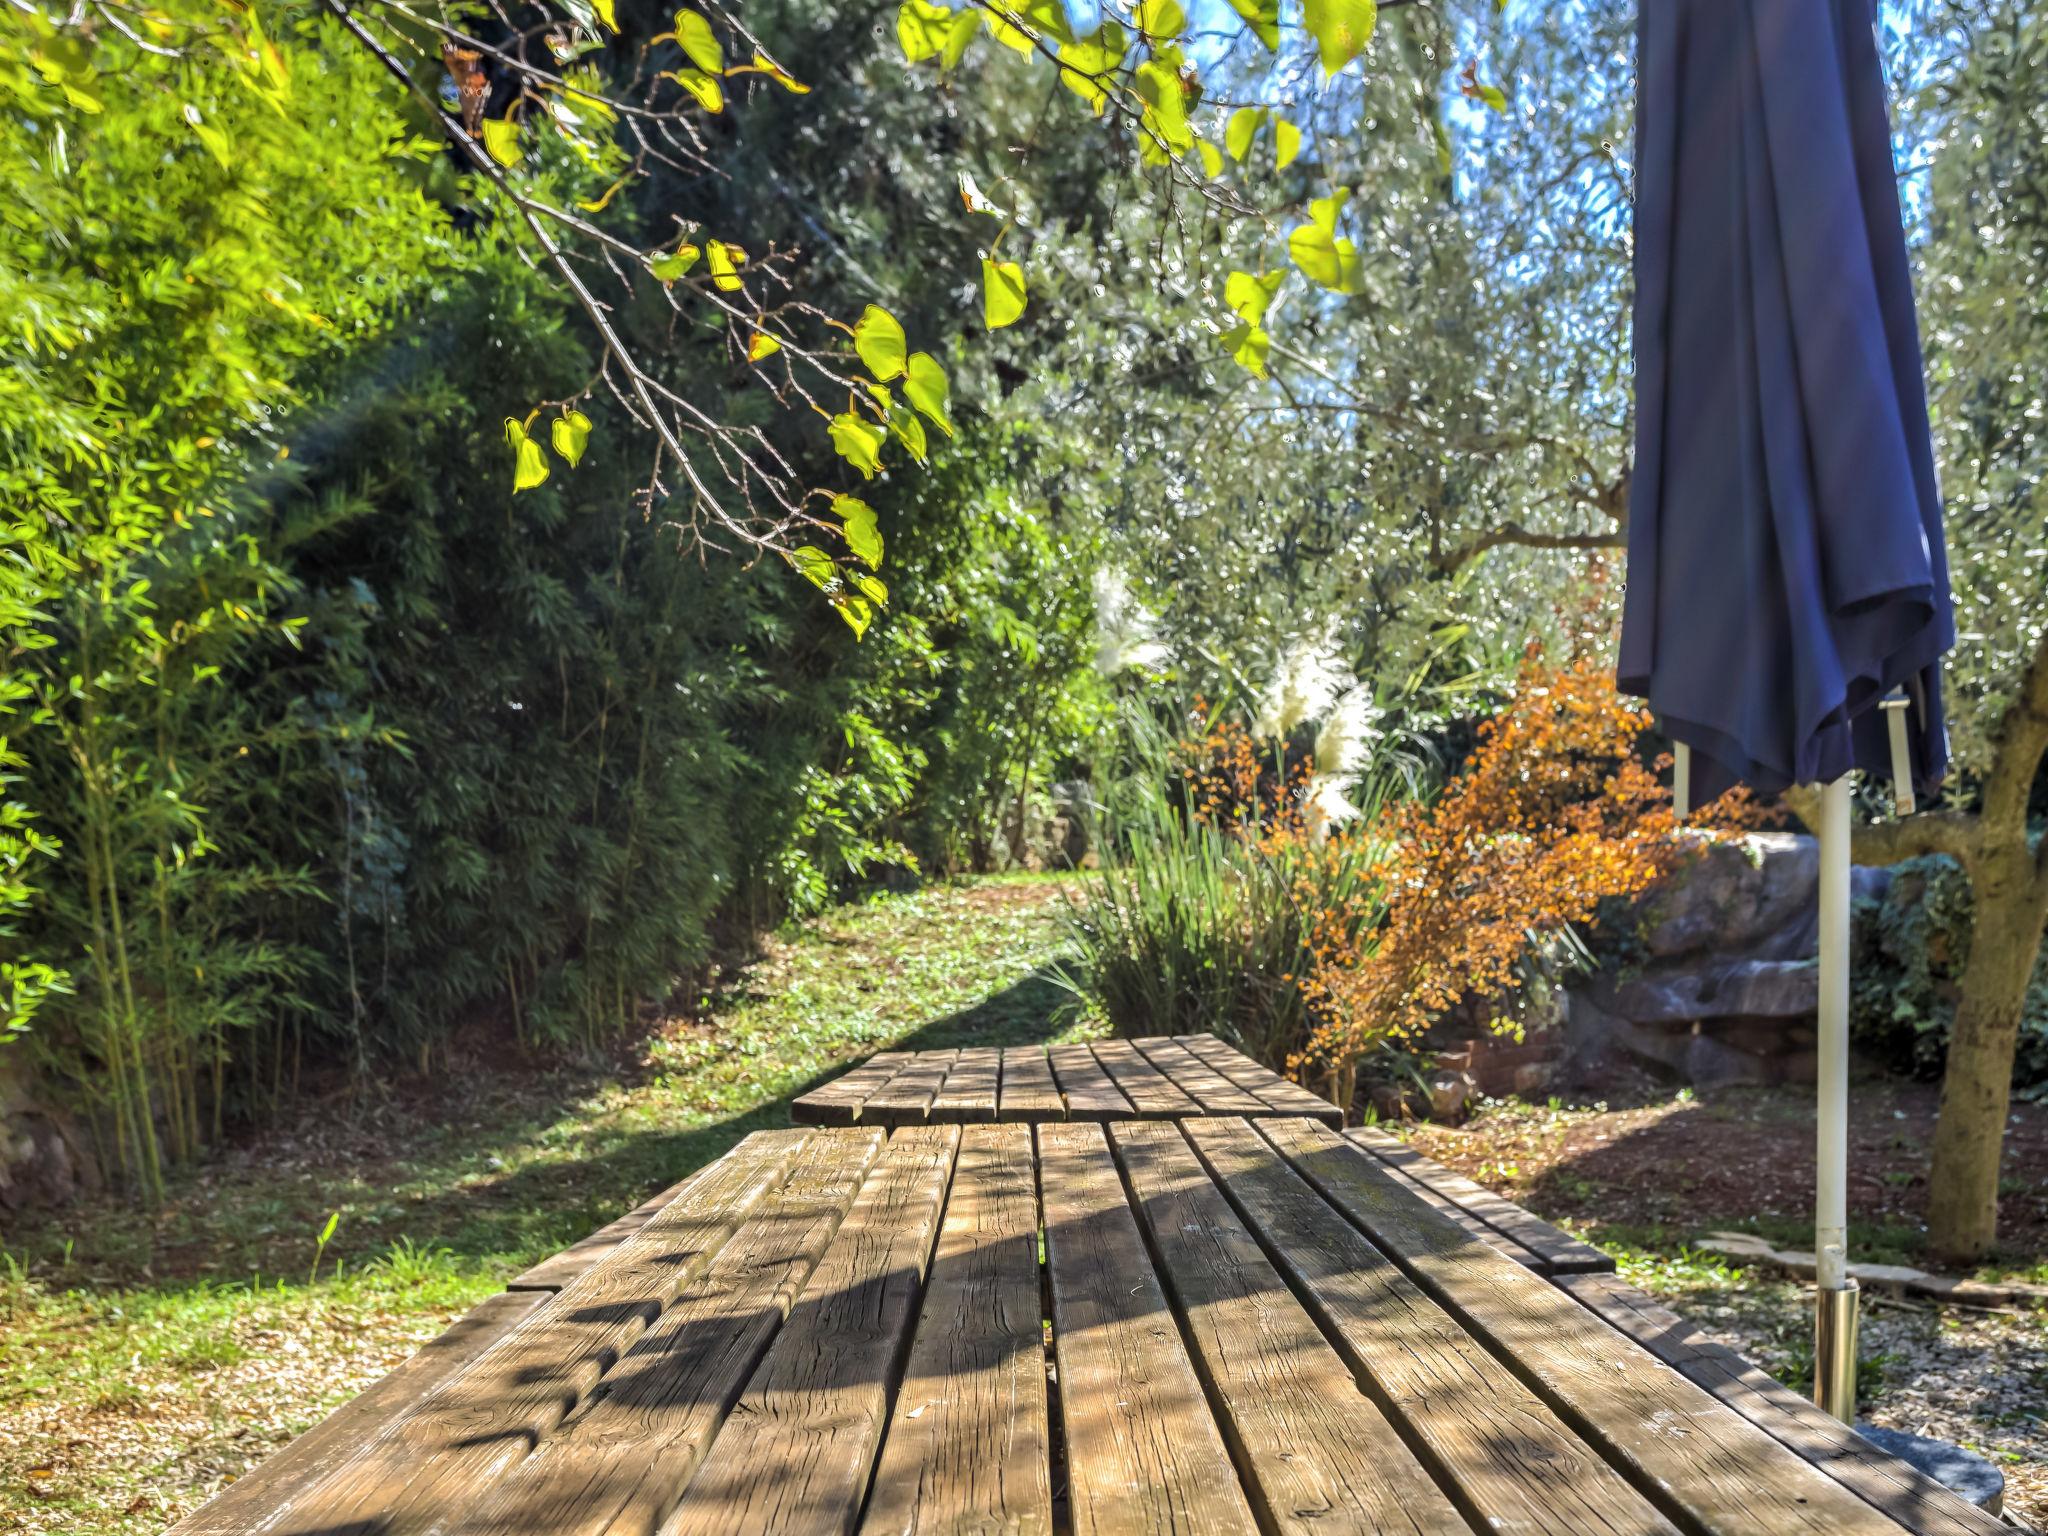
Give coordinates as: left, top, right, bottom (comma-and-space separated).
1618, 0, 1954, 1421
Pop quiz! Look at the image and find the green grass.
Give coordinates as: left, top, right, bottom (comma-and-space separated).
0, 874, 1088, 1536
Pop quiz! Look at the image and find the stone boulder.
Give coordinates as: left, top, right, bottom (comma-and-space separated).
1566, 833, 1885, 1092
0, 1053, 97, 1210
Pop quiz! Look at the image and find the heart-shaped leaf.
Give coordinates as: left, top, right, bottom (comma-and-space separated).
505, 418, 549, 491
982, 259, 1026, 329
829, 413, 887, 477
551, 409, 592, 466
834, 493, 884, 568
675, 9, 724, 73
904, 352, 954, 436
853, 304, 908, 381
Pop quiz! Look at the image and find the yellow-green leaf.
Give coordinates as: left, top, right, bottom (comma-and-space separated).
1225, 105, 1263, 161
897, 0, 952, 62
853, 304, 908, 381
985, 9, 1036, 51
1288, 222, 1362, 293
1222, 320, 1269, 377
551, 409, 592, 466
982, 259, 1026, 329
889, 404, 928, 463
829, 413, 887, 477
707, 240, 746, 290
1301, 0, 1376, 74
835, 594, 873, 639
1196, 139, 1223, 177
834, 493, 884, 568
747, 331, 782, 361
1134, 0, 1185, 37
791, 544, 836, 588
942, 9, 982, 68
904, 352, 954, 436
481, 115, 521, 167
1223, 0, 1280, 49
590, 0, 618, 30
1274, 117, 1302, 169
671, 67, 724, 112
650, 243, 701, 281
1224, 268, 1283, 324
675, 9, 724, 73
853, 571, 889, 606
745, 51, 810, 91
505, 418, 549, 491
1134, 59, 1191, 151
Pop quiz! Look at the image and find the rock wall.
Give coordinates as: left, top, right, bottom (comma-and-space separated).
0, 1049, 97, 1211
1566, 833, 1891, 1092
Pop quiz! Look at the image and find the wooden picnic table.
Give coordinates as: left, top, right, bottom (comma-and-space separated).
170, 1112, 2003, 1536
791, 1031, 1345, 1126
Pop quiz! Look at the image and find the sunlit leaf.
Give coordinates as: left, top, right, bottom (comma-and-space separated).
853, 572, 889, 606
1196, 139, 1223, 178
505, 418, 549, 491
834, 493, 884, 568
1301, 0, 1376, 74
1225, 105, 1264, 162
1274, 117, 1303, 169
853, 304, 908, 380
888, 404, 928, 462
835, 594, 873, 639
790, 544, 836, 588
1288, 221, 1362, 293
747, 331, 782, 361
1221, 320, 1269, 377
1015, 0, 1076, 44
829, 413, 887, 477
1224, 268, 1283, 324
958, 170, 1006, 217
942, 9, 982, 68
897, 0, 952, 62
1057, 23, 1126, 113
590, 0, 618, 30
675, 9, 724, 73
982, 258, 1027, 329
743, 51, 810, 91
670, 67, 724, 112
649, 243, 701, 281
707, 240, 746, 290
1134, 59, 1191, 151
904, 352, 954, 436
985, 8, 1036, 51
481, 115, 521, 167
1134, 0, 1185, 37
551, 409, 592, 466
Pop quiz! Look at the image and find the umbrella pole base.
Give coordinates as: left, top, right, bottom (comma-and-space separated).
1814, 1280, 1861, 1422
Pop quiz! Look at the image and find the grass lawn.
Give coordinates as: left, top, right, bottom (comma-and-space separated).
0, 874, 1093, 1536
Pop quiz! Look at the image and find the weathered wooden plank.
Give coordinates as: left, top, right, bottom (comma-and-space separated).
794, 1052, 914, 1126
1086, 1038, 1201, 1118
1347, 1124, 1613, 1275
861, 1124, 1053, 1536
1338, 1140, 1549, 1272
1107, 1121, 1469, 1536
449, 1129, 884, 1536
167, 1291, 547, 1536
1173, 1034, 1345, 1125
930, 1046, 1002, 1123
1558, 1272, 2011, 1536
861, 1049, 960, 1125
1126, 1036, 1267, 1115
1185, 1116, 1677, 1536
1260, 1116, 1915, 1536
233, 1129, 812, 1536
1038, 1121, 1261, 1536
507, 1177, 699, 1291
665, 1126, 960, 1536
1044, 1044, 1133, 1122
996, 1045, 1065, 1123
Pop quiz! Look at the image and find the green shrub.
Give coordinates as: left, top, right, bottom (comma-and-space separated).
1851, 852, 2048, 1096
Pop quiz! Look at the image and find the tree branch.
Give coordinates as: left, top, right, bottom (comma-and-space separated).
1435, 520, 1625, 573
1982, 618, 2048, 842
1780, 784, 1980, 868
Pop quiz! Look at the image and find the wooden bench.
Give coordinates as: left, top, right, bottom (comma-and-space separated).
170, 1116, 1993, 1536
790, 1031, 1344, 1126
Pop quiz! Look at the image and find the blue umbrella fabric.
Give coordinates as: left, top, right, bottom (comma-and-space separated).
1619, 0, 1953, 803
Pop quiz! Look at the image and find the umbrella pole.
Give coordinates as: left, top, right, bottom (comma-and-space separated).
1814, 773, 1860, 1421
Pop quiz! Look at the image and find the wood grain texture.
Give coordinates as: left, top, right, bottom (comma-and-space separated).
1037, 1121, 1260, 1536
1170, 1035, 1343, 1125
1335, 1141, 1547, 1272
1043, 1046, 1132, 1122
794, 1054, 914, 1125
1185, 1116, 1676, 1536
1260, 1116, 1915, 1536
1084, 1040, 1200, 1119
663, 1126, 960, 1536
449, 1130, 884, 1536
1557, 1272, 2010, 1536
168, 1291, 547, 1536
1106, 1121, 1468, 1536
930, 1047, 1003, 1123
861, 1050, 960, 1125
508, 1179, 700, 1292
1123, 1037, 1265, 1115
252, 1129, 814, 1536
860, 1125, 1053, 1536
1347, 1125, 1612, 1275
995, 1047, 1064, 1124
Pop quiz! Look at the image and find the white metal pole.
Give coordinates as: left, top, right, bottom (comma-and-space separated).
1814, 774, 1860, 1421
